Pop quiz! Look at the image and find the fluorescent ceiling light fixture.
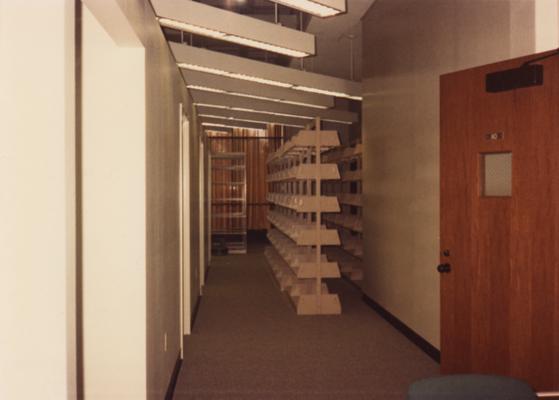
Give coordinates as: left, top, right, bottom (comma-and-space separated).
195, 103, 313, 121
269, 0, 346, 18
181, 62, 362, 100
187, 85, 227, 94
194, 103, 352, 124
227, 72, 294, 88
187, 84, 328, 109
192, 91, 358, 124
160, 18, 308, 57
230, 107, 313, 120
179, 63, 292, 89
171, 43, 362, 101
182, 70, 334, 109
199, 114, 305, 128
154, 1, 315, 57
194, 103, 230, 110
158, 18, 226, 40
202, 122, 266, 130
294, 85, 363, 100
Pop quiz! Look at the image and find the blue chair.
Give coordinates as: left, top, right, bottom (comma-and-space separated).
408, 374, 537, 400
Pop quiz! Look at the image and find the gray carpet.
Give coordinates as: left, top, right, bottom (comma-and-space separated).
174, 242, 439, 399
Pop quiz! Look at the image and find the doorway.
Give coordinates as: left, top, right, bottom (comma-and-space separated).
199, 139, 206, 292
179, 104, 191, 346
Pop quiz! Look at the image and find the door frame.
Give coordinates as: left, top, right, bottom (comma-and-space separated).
199, 138, 206, 292
179, 103, 191, 359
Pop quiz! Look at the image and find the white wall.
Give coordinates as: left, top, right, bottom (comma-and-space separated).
0, 0, 203, 398
0, 1, 77, 399
361, 0, 559, 349
94, 1, 200, 398
82, 5, 146, 398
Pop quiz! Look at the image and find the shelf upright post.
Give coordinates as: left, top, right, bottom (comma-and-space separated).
315, 117, 322, 312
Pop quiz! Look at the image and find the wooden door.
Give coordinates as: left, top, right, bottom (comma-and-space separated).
440, 51, 559, 391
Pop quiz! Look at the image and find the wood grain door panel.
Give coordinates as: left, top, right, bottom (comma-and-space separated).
440, 51, 559, 391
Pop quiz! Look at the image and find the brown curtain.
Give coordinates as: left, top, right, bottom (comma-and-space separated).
209, 126, 282, 230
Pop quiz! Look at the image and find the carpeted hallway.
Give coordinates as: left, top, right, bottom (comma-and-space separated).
174, 240, 439, 399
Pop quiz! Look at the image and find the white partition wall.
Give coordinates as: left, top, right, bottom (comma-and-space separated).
82, 4, 147, 398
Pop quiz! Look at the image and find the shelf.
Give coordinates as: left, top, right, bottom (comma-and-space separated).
212, 230, 247, 235
267, 193, 340, 213
226, 242, 247, 255
339, 232, 363, 258
340, 169, 362, 182
212, 213, 246, 218
338, 193, 362, 207
323, 143, 363, 163
212, 181, 245, 185
211, 152, 247, 254
267, 229, 340, 279
212, 165, 246, 171
265, 125, 343, 316
324, 213, 362, 233
267, 163, 340, 182
267, 211, 340, 246
265, 246, 342, 315
324, 247, 363, 282
212, 198, 245, 203
265, 246, 297, 291
267, 130, 341, 164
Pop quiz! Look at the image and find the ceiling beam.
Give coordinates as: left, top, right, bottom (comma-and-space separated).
170, 42, 362, 100
182, 70, 334, 109
196, 105, 308, 128
191, 90, 358, 124
152, 0, 315, 57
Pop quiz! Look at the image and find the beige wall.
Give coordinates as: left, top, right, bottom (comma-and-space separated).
82, 0, 202, 398
361, 0, 559, 348
0, 1, 77, 399
82, 4, 146, 398
1, 0, 202, 396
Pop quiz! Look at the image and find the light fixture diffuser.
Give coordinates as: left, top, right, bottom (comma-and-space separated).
199, 114, 305, 128
269, 0, 346, 18
153, 0, 315, 57
182, 70, 334, 109
171, 43, 362, 101
191, 90, 358, 124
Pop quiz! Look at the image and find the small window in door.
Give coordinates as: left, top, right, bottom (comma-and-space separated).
481, 152, 512, 197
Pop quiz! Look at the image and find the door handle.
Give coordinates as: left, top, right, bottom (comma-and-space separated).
437, 263, 451, 273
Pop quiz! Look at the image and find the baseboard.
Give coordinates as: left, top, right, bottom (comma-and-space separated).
191, 295, 202, 331
164, 352, 182, 400
362, 294, 441, 363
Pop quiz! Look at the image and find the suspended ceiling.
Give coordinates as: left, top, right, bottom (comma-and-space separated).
151, 0, 372, 131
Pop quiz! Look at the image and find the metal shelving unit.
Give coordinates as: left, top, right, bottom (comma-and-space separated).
210, 152, 247, 254
265, 118, 343, 315
323, 143, 364, 283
